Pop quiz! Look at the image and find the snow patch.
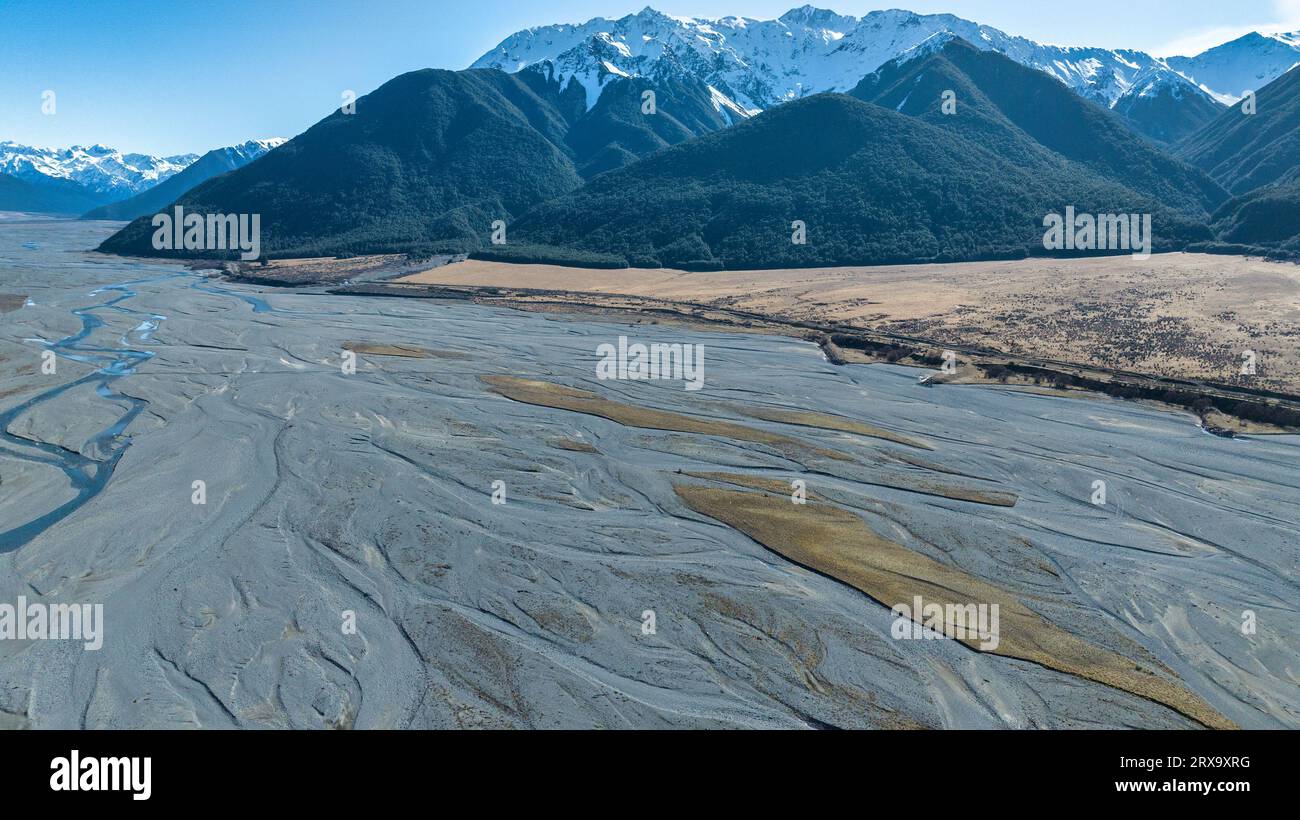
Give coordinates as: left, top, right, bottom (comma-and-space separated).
470, 7, 1300, 111
0, 141, 198, 196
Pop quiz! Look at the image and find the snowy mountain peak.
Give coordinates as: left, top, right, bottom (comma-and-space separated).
0, 141, 198, 197
778, 4, 857, 31
0, 139, 287, 214
1122, 66, 1205, 102
632, 5, 672, 21
229, 138, 287, 159
1166, 31, 1300, 102
471, 6, 1300, 115
891, 31, 961, 67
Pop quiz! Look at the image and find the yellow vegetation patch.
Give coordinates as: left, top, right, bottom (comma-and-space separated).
482, 376, 851, 462
673, 484, 1234, 729
403, 254, 1300, 395
880, 475, 1017, 507
734, 405, 933, 450
685, 470, 1015, 508
684, 472, 822, 499
343, 342, 469, 359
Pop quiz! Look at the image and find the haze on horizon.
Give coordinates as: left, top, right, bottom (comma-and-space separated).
1, 0, 1298, 155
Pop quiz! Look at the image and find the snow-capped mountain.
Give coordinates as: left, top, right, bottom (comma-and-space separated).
81, 138, 287, 220
0, 142, 197, 199
1120, 66, 1207, 102
1111, 66, 1227, 144
1166, 31, 1300, 104
471, 5, 1300, 118
214, 138, 287, 166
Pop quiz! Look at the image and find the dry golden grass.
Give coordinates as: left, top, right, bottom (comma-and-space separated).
481, 376, 851, 462
674, 484, 1235, 729
343, 342, 469, 359
733, 405, 933, 450
343, 342, 432, 358
404, 254, 1300, 394
686, 469, 1016, 508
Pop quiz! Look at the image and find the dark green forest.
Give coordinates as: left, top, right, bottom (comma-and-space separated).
98, 42, 1300, 269
509, 92, 1211, 269
1178, 65, 1300, 196
853, 39, 1226, 217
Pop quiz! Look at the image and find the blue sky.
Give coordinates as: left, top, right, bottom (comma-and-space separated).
2, 0, 1297, 155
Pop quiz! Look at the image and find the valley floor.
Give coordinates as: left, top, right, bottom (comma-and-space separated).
1, 220, 1298, 729
397, 253, 1300, 397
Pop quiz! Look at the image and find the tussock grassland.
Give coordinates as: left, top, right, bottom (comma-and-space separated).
403, 254, 1300, 395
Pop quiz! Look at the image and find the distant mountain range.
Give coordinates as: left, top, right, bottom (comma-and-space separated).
471, 6, 1299, 141
0, 169, 107, 214
92, 6, 1300, 267
0, 142, 195, 213
0, 141, 196, 199
82, 139, 285, 220
0, 139, 282, 216
1167, 31, 1300, 103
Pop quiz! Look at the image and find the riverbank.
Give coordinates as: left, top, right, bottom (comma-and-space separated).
397, 253, 1300, 381
336, 257, 1300, 435
4, 217, 1300, 729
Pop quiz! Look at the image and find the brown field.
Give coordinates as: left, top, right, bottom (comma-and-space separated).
0, 294, 26, 313
399, 254, 1300, 394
